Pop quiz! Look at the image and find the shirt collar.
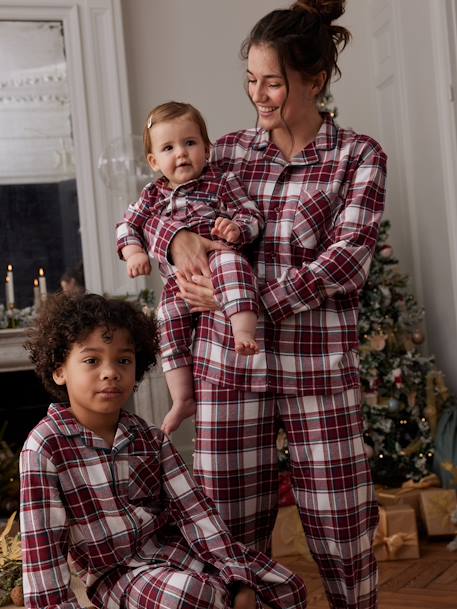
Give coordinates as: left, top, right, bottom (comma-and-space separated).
154, 164, 213, 197
47, 402, 141, 450
251, 112, 337, 165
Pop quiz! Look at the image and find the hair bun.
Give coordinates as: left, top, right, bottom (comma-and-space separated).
290, 0, 346, 24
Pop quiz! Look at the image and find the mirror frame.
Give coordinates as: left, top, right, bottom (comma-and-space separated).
0, 0, 144, 296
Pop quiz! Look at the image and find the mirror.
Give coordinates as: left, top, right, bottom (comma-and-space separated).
0, 0, 141, 301
0, 20, 83, 307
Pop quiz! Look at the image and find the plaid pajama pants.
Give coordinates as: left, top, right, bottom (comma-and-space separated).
194, 382, 379, 609
158, 249, 258, 367
102, 558, 307, 609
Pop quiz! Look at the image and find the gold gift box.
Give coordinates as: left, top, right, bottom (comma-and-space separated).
272, 505, 313, 562
419, 488, 457, 537
374, 505, 420, 561
376, 473, 440, 523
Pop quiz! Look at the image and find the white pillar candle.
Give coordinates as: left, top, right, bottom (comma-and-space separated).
5, 276, 14, 306
33, 278, 40, 307
38, 268, 47, 300
6, 264, 14, 301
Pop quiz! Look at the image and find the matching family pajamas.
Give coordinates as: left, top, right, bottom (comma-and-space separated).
147, 115, 387, 609
116, 165, 263, 371
20, 404, 307, 609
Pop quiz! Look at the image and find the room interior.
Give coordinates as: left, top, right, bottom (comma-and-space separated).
1, 1, 457, 608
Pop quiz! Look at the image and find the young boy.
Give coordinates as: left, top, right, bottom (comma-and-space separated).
20, 292, 306, 609
116, 101, 263, 435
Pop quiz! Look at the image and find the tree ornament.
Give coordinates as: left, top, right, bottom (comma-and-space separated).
369, 334, 387, 351
387, 398, 401, 413
379, 285, 392, 306
412, 329, 425, 345
379, 244, 393, 258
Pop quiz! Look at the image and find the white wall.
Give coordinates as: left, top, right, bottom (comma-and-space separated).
121, 0, 287, 301
121, 0, 457, 394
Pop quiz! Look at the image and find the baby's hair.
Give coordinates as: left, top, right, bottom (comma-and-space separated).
25, 292, 159, 401
143, 101, 211, 157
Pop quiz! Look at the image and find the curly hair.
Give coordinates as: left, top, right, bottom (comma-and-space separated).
25, 292, 159, 401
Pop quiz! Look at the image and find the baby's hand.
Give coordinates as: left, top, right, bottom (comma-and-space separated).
211, 217, 241, 243
126, 252, 151, 278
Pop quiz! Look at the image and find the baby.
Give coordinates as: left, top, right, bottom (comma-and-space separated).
116, 101, 263, 434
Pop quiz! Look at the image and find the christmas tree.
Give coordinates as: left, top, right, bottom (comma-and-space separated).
359, 220, 454, 486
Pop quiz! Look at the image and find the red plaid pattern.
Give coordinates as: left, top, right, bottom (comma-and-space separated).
158, 250, 258, 372
19, 404, 307, 609
194, 383, 379, 609
145, 115, 387, 395
115, 164, 263, 260
115, 164, 262, 372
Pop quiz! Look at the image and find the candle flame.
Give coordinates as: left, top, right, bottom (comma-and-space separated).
39, 268, 45, 277
7, 264, 12, 272
34, 279, 39, 287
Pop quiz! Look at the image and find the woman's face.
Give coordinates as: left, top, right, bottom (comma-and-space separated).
247, 43, 323, 133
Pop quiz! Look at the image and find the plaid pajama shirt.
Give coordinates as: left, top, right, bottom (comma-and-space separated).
19, 404, 307, 609
116, 165, 263, 371
148, 115, 387, 609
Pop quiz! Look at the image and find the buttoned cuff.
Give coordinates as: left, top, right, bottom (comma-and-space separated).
222, 297, 259, 320
160, 353, 194, 373
116, 235, 144, 260
218, 559, 257, 591
260, 278, 312, 323
237, 221, 258, 245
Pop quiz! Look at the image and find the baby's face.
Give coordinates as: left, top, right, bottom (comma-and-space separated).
147, 115, 208, 189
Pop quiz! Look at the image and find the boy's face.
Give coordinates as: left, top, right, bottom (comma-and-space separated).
147, 115, 208, 189
52, 326, 136, 429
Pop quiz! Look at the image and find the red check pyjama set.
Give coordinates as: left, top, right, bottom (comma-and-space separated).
116, 165, 263, 366
147, 115, 387, 609
20, 405, 307, 609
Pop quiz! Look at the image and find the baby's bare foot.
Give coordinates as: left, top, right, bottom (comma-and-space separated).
161, 400, 196, 435
234, 332, 259, 356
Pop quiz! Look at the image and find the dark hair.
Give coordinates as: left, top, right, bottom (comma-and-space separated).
241, 0, 351, 96
143, 101, 211, 157
60, 261, 85, 289
25, 292, 159, 401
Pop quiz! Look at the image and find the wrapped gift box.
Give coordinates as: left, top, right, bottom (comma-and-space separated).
374, 505, 420, 561
376, 473, 440, 523
272, 505, 313, 562
420, 488, 457, 536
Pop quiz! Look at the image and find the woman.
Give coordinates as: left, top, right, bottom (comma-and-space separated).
148, 2, 386, 608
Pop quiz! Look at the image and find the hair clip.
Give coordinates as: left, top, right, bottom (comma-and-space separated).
147, 116, 153, 129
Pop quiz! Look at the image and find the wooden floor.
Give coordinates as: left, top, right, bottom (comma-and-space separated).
278, 539, 457, 609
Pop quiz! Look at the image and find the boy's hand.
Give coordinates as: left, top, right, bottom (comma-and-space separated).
211, 217, 241, 243
233, 585, 256, 609
126, 251, 151, 278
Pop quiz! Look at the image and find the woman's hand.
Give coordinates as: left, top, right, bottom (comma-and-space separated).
175, 272, 218, 312
170, 230, 229, 280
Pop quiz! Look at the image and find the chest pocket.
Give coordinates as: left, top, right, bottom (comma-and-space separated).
291, 189, 344, 254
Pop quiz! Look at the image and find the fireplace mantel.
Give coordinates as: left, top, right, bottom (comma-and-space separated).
0, 328, 33, 372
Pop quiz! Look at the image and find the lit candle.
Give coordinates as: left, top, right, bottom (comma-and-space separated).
5, 275, 14, 306
33, 278, 40, 307
7, 264, 14, 297
38, 267, 47, 300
